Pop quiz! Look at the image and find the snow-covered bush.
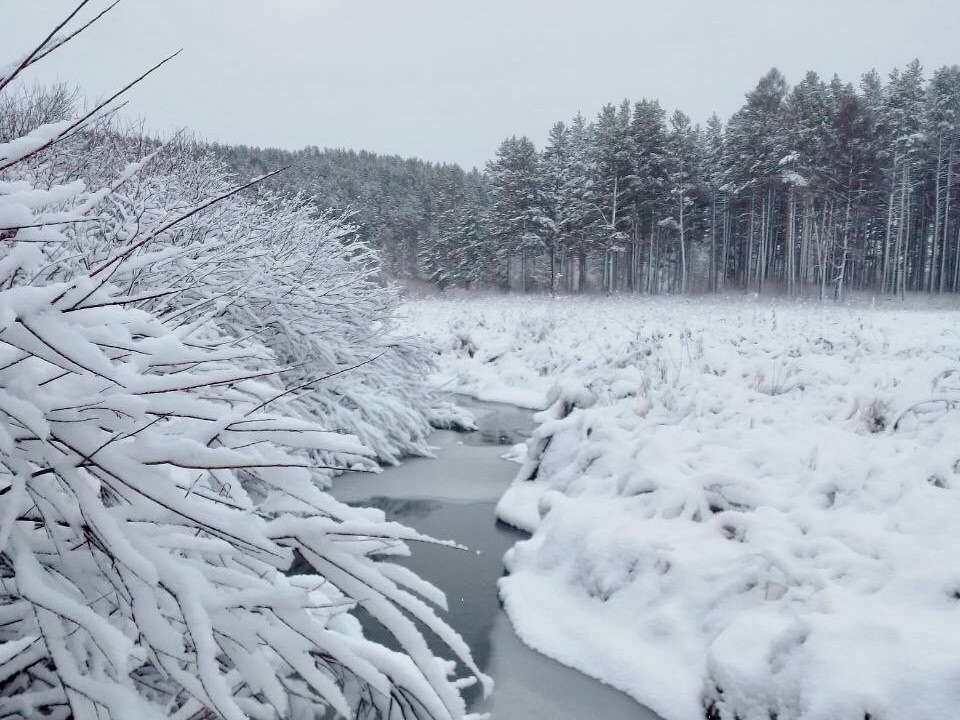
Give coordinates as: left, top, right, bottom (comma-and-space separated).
0, 13, 485, 720
2, 92, 438, 467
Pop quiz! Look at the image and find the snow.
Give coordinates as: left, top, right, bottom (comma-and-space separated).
0, 121, 73, 166
401, 292, 960, 720
781, 169, 809, 187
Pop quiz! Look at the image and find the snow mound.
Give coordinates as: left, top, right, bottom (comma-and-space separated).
404, 293, 960, 720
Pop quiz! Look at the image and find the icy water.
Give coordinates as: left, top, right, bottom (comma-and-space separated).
331, 398, 664, 720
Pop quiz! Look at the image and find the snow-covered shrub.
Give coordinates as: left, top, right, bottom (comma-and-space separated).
2, 94, 438, 467
0, 17, 485, 720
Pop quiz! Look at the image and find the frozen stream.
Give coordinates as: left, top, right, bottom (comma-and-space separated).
331, 399, 664, 719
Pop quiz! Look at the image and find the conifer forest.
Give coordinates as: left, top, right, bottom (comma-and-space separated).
218, 62, 960, 299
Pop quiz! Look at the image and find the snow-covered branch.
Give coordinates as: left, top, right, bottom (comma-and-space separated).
0, 12, 483, 720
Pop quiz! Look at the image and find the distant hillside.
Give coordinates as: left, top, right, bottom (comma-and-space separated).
206, 142, 486, 281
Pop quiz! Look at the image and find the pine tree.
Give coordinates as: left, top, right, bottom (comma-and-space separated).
421, 164, 468, 288
879, 61, 925, 295
664, 110, 697, 292
559, 114, 594, 291
587, 100, 635, 291
926, 65, 960, 292
824, 76, 877, 299
781, 71, 830, 295
541, 121, 569, 292
628, 100, 669, 292
486, 136, 550, 291
725, 68, 789, 293
702, 113, 729, 291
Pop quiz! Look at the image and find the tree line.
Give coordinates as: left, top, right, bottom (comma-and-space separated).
217, 61, 960, 298
440, 61, 960, 297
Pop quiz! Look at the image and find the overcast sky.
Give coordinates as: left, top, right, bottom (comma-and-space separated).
10, 1, 960, 169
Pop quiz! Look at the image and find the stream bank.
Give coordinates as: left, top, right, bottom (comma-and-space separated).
331, 398, 664, 719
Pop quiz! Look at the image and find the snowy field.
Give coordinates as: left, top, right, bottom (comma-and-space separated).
398, 293, 960, 720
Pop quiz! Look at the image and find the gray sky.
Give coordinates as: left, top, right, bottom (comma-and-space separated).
9, 0, 960, 169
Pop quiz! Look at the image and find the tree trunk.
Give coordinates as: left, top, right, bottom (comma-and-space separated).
720, 201, 730, 292
746, 190, 756, 293
577, 244, 587, 293
799, 195, 813, 291
881, 154, 898, 293
835, 177, 853, 302
896, 161, 909, 298
786, 188, 796, 296
817, 199, 833, 301
678, 167, 687, 294
647, 216, 656, 293
933, 134, 943, 293
554, 247, 560, 293
941, 138, 954, 294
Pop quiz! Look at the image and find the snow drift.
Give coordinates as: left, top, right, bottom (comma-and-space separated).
407, 293, 960, 720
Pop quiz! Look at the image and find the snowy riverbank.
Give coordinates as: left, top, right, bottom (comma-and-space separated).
400, 293, 960, 720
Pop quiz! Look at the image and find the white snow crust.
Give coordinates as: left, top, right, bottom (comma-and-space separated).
403, 293, 960, 720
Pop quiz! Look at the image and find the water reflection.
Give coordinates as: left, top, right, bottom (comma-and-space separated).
372, 501, 525, 696
455, 395, 538, 446
360, 495, 444, 521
